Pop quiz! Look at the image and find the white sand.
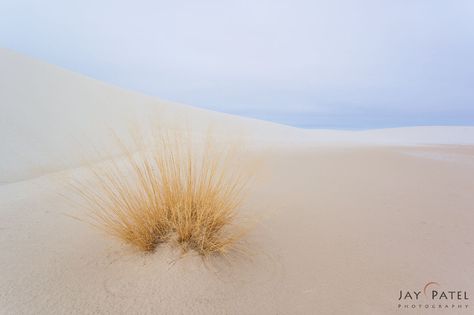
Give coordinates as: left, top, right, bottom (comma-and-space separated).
1, 48, 474, 314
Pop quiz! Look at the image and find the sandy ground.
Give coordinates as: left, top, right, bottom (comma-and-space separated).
1, 145, 473, 314
1, 49, 474, 314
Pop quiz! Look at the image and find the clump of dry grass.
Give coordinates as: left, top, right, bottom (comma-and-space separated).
72, 129, 252, 257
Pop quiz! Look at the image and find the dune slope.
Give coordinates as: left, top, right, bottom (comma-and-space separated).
0, 48, 298, 184
2, 48, 474, 184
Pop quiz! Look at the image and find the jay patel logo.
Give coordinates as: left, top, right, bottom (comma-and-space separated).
397, 282, 470, 310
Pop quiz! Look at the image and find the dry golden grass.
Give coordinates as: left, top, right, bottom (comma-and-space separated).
72, 129, 252, 257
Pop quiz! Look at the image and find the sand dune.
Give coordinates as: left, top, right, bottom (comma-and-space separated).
2, 48, 474, 184
1, 49, 473, 314
0, 48, 300, 184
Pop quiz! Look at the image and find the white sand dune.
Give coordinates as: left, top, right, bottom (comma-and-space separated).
2, 48, 474, 184
1, 48, 474, 314
0, 48, 301, 184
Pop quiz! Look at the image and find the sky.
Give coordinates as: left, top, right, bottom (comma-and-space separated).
1, 0, 473, 129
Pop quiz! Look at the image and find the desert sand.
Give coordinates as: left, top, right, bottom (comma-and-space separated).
1, 48, 474, 314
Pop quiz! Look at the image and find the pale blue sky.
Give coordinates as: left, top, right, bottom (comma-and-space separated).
1, 0, 473, 129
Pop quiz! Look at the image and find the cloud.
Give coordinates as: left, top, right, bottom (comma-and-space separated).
1, 0, 473, 128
